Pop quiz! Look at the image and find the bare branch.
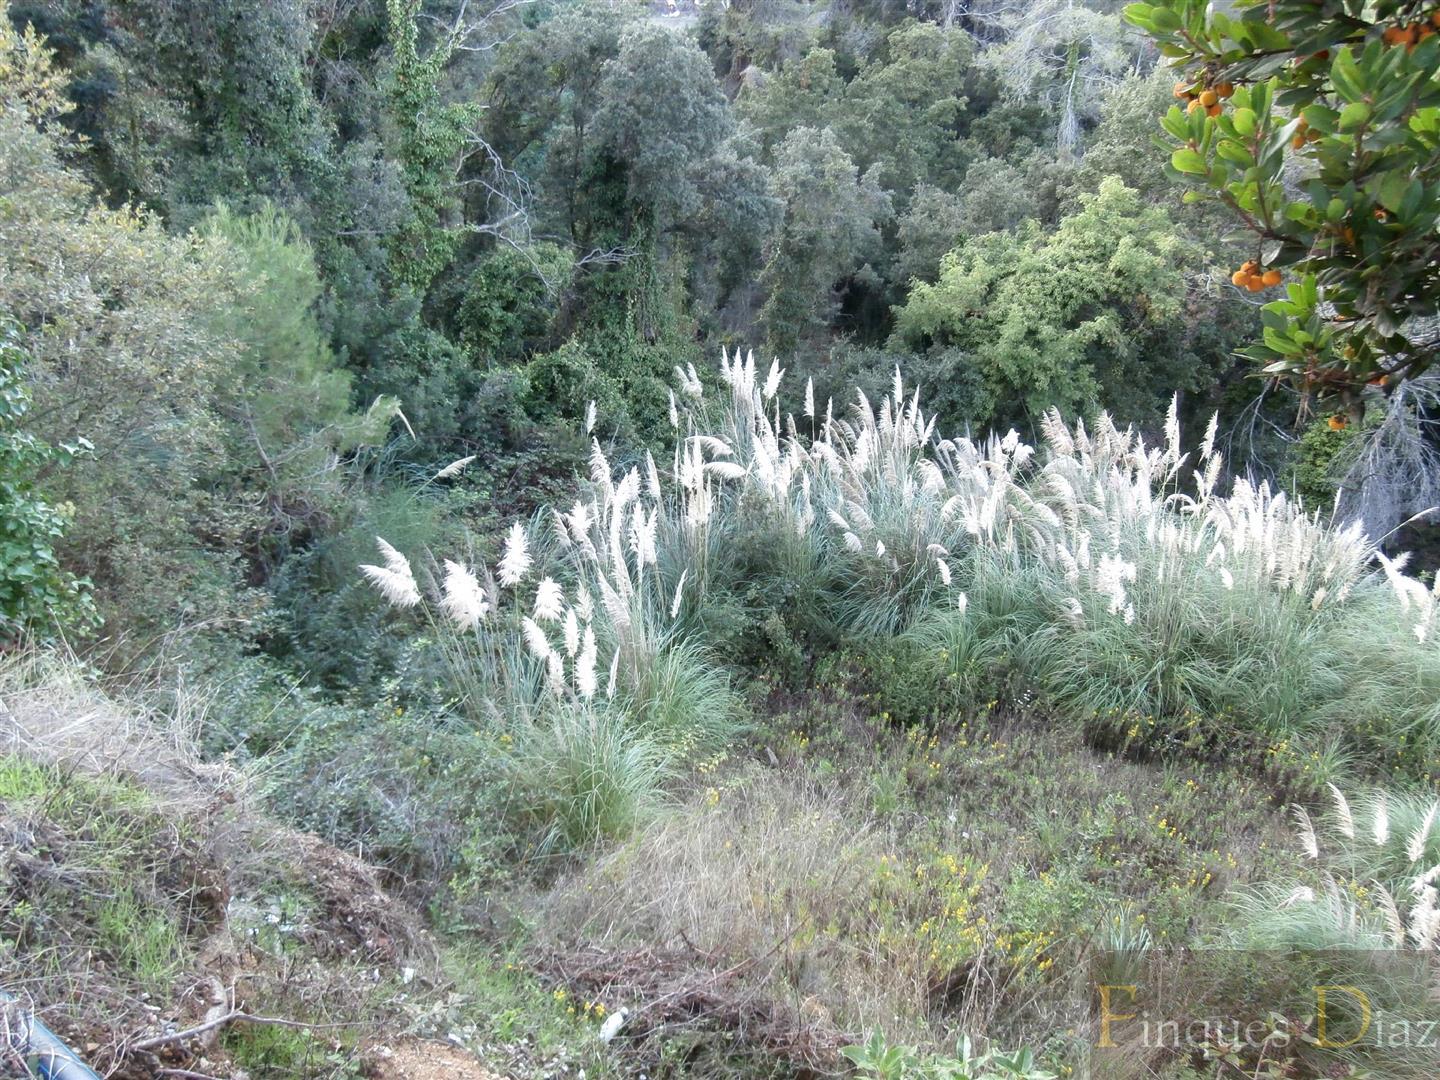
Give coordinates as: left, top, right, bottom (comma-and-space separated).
130, 1011, 354, 1053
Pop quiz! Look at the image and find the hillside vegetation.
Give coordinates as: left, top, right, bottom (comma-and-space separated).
1, 1, 1438, 1078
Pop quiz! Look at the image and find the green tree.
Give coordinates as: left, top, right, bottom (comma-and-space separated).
984, 0, 1133, 159
1125, 0, 1440, 414
0, 8, 251, 641
450, 243, 573, 365
834, 20, 976, 197
736, 47, 847, 157
202, 203, 397, 557
759, 126, 893, 353
593, 22, 733, 222
0, 321, 94, 640
891, 177, 1209, 428
482, 7, 756, 428
383, 0, 484, 292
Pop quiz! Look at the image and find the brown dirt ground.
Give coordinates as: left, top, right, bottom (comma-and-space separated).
369, 1039, 507, 1080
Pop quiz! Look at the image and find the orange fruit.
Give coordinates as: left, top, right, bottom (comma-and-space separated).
1199, 89, 1219, 107
1245, 276, 1266, 292
1261, 269, 1282, 287
1215, 82, 1235, 98
1187, 98, 1204, 114
1231, 269, 1249, 287
1291, 134, 1307, 150
1327, 415, 1347, 431
1206, 103, 1223, 117
1174, 81, 1192, 98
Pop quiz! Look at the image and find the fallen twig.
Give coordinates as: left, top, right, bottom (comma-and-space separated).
131, 1010, 352, 1052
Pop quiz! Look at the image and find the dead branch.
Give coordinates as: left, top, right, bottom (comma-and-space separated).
130, 1010, 353, 1053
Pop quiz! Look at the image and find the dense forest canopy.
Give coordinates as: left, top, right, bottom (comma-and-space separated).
0, 0, 1270, 643
2, 1, 1440, 1077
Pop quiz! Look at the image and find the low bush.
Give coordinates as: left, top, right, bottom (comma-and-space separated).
505, 704, 671, 857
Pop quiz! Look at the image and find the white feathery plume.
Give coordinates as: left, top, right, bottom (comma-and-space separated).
584, 400, 597, 434
533, 577, 565, 622
1163, 395, 1181, 461
440, 560, 488, 627
434, 455, 476, 480
1280, 885, 1315, 908
606, 649, 620, 699
957, 592, 969, 615
590, 439, 613, 492
498, 522, 532, 587
804, 377, 815, 419
1329, 784, 1356, 839
706, 461, 748, 481
576, 626, 598, 699
597, 575, 632, 632
1409, 801, 1440, 864
575, 585, 594, 623
614, 468, 640, 513
1293, 806, 1319, 859
762, 357, 783, 400
668, 390, 679, 429
1200, 412, 1219, 461
844, 532, 861, 552
360, 563, 421, 608
376, 537, 411, 578
1408, 886, 1440, 948
521, 616, 552, 660
547, 649, 565, 689
565, 500, 593, 544
360, 538, 421, 608
629, 507, 659, 567
1376, 884, 1406, 946
645, 451, 662, 501
1373, 791, 1390, 847
670, 569, 688, 619
936, 558, 952, 586
552, 507, 573, 547
674, 362, 703, 398
563, 607, 580, 657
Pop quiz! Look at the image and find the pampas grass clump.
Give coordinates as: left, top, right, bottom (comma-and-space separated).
363, 349, 1440, 849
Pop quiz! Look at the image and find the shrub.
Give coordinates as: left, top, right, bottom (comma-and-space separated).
361, 345, 1440, 899
506, 704, 670, 855
0, 321, 94, 640
451, 244, 571, 364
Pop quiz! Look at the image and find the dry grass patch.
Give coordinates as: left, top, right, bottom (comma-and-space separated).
0, 651, 444, 1078
537, 767, 993, 1056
